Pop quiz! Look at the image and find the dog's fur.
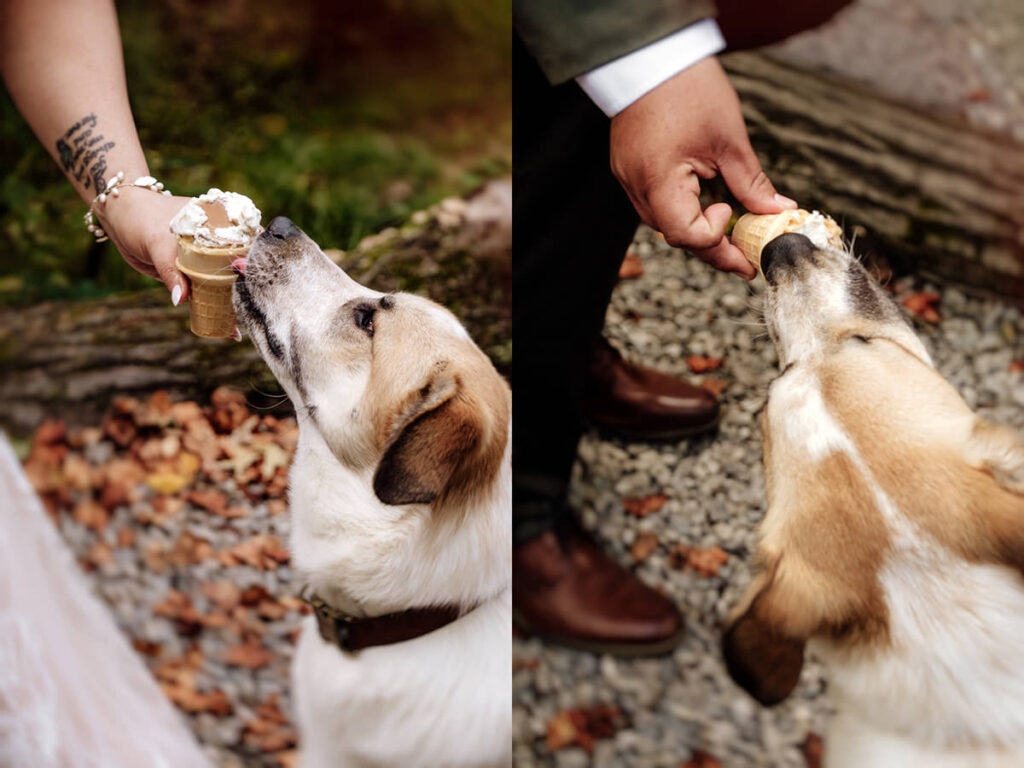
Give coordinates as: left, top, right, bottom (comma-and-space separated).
723, 234, 1024, 768
234, 220, 511, 768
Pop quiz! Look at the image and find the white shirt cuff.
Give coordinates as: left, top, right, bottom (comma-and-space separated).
575, 18, 726, 117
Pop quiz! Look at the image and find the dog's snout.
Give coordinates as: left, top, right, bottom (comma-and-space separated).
761, 233, 818, 285
266, 216, 301, 240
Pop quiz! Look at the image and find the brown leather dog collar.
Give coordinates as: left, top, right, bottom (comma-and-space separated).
302, 590, 468, 653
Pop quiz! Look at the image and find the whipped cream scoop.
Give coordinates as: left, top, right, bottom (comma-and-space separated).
170, 188, 261, 248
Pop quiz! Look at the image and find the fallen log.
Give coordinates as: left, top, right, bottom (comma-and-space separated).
723, 52, 1024, 297
0, 181, 511, 438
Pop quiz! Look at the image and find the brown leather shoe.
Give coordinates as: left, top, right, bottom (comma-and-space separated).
584, 339, 720, 440
513, 520, 684, 655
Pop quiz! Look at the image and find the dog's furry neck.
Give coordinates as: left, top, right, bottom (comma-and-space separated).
287, 422, 512, 618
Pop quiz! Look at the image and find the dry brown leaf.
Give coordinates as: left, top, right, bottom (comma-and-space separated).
137, 495, 185, 526
153, 590, 194, 620
686, 355, 724, 373
116, 527, 135, 548
682, 749, 722, 768
278, 595, 308, 614
72, 500, 109, 532
202, 581, 242, 610
257, 443, 291, 482
267, 499, 288, 516
153, 590, 204, 636
62, 454, 95, 492
170, 400, 205, 425
98, 457, 145, 510
545, 710, 582, 753
513, 656, 540, 671
546, 706, 622, 755
239, 584, 272, 606
185, 489, 229, 515
618, 251, 644, 280
24, 449, 64, 495
225, 639, 273, 669
168, 532, 213, 567
144, 539, 169, 572
902, 291, 941, 324
622, 494, 669, 518
132, 638, 162, 657
134, 390, 175, 428
801, 733, 824, 768
32, 419, 66, 447
211, 387, 248, 409
256, 599, 287, 621
630, 531, 659, 562
225, 535, 290, 570
103, 414, 137, 448
699, 378, 730, 398
85, 540, 113, 568
183, 417, 220, 468
684, 546, 729, 577
164, 684, 234, 716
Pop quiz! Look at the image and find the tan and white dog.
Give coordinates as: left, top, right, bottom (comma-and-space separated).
233, 216, 511, 768
723, 233, 1024, 768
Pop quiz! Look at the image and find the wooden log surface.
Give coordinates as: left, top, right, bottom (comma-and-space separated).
724, 52, 1024, 297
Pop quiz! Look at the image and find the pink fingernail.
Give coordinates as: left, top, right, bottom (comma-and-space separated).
171, 285, 182, 306
774, 193, 798, 209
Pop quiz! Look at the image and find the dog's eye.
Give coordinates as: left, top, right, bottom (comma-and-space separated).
354, 306, 375, 335
853, 335, 871, 344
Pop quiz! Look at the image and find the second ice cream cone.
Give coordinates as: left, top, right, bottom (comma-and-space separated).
731, 212, 801, 271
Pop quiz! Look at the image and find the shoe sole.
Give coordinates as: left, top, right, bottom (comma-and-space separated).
513, 610, 686, 656
588, 412, 721, 443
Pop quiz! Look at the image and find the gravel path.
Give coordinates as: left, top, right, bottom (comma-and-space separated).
512, 225, 1024, 768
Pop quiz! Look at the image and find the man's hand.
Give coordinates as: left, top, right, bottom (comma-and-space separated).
610, 56, 796, 278
99, 190, 191, 303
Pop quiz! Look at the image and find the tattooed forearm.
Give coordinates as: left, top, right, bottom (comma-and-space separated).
55, 113, 116, 192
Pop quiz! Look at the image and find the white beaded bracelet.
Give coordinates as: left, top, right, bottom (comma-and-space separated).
83, 172, 172, 243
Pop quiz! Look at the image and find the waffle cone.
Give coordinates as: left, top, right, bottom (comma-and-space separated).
176, 236, 247, 338
731, 212, 803, 270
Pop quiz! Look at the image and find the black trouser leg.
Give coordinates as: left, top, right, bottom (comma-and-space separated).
512, 37, 640, 545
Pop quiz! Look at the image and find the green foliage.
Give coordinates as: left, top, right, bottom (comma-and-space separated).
0, 0, 510, 305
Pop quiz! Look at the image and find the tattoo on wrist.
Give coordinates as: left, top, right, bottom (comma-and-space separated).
56, 113, 116, 193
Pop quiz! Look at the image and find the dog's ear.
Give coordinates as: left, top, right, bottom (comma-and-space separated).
722, 563, 807, 706
965, 419, 1024, 495
373, 377, 481, 506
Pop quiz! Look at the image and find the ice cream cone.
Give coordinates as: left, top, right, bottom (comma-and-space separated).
175, 235, 246, 338
731, 211, 802, 271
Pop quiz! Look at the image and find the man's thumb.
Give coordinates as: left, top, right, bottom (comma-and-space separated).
720, 143, 795, 215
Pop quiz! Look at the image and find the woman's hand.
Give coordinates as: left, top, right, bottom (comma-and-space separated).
97, 190, 191, 304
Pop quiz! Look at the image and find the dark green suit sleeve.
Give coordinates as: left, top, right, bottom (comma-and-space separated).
514, 0, 717, 85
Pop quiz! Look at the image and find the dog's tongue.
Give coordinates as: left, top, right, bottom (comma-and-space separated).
231, 257, 247, 275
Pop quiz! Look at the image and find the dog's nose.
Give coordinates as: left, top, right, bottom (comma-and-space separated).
761, 232, 817, 285
266, 216, 301, 240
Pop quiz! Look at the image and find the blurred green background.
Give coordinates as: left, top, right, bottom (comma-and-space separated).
0, 0, 511, 306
